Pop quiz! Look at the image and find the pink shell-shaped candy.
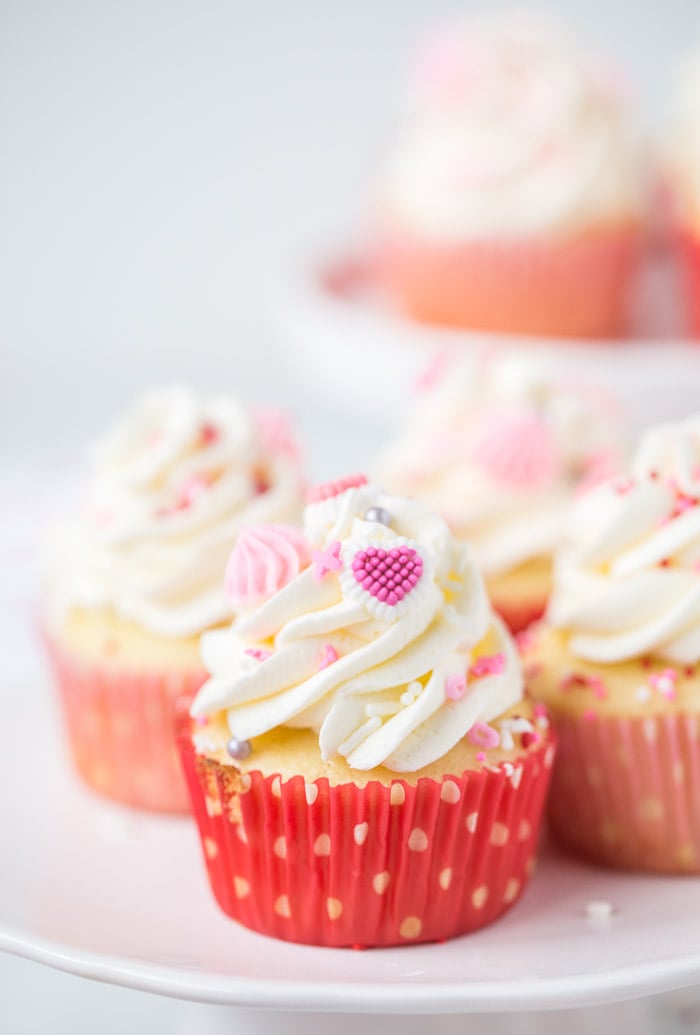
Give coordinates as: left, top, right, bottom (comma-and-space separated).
469, 407, 556, 490
225, 524, 311, 607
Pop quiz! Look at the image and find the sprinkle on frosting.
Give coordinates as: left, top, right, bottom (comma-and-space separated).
312, 540, 343, 581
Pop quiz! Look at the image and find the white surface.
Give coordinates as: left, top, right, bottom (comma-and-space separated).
3, 463, 700, 1018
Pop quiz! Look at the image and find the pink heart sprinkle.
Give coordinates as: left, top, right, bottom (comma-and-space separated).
351, 545, 423, 606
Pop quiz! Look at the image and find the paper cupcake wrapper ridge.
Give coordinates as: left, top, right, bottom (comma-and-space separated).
179, 727, 555, 947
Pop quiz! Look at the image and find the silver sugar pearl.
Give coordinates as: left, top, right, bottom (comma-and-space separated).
227, 736, 252, 760
364, 506, 391, 526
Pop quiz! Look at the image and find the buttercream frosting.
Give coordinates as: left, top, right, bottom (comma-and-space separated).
377, 352, 623, 577
45, 386, 304, 638
191, 481, 523, 772
548, 415, 700, 663
377, 14, 640, 239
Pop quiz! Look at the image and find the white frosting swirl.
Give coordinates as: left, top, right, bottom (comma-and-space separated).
46, 386, 304, 637
548, 415, 700, 663
377, 353, 623, 577
378, 14, 640, 239
192, 484, 522, 772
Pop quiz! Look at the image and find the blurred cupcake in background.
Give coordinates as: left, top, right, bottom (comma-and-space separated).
525, 414, 700, 872
42, 386, 304, 812
375, 12, 643, 338
667, 48, 700, 336
179, 477, 555, 947
376, 351, 625, 633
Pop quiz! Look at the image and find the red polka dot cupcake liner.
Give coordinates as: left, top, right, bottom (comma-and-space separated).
376, 225, 641, 339
178, 728, 555, 947
45, 635, 205, 813
547, 712, 700, 873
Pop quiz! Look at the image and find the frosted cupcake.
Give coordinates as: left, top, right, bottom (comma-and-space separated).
377, 352, 624, 634
179, 475, 555, 947
375, 13, 642, 337
42, 386, 304, 812
525, 415, 700, 872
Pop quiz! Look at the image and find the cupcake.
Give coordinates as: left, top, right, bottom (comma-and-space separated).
179, 475, 555, 947
375, 13, 642, 337
42, 386, 304, 812
525, 414, 700, 872
667, 50, 700, 336
376, 352, 624, 634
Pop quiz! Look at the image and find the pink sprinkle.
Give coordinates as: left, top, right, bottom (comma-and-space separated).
476, 752, 486, 763
649, 668, 678, 701
245, 648, 272, 662
414, 348, 452, 392
521, 731, 541, 748
311, 540, 343, 581
469, 653, 505, 678
318, 644, 339, 670
583, 709, 598, 722
533, 702, 548, 719
195, 715, 210, 726
467, 721, 500, 750
306, 474, 368, 504
199, 422, 220, 446
588, 676, 609, 700
613, 477, 635, 495
445, 674, 467, 701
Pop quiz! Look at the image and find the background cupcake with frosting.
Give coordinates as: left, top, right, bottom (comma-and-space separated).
525, 414, 700, 872
179, 475, 554, 947
376, 351, 624, 634
375, 12, 643, 337
42, 385, 304, 812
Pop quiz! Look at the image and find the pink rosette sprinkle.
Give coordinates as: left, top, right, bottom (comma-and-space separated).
469, 407, 556, 490
225, 524, 311, 607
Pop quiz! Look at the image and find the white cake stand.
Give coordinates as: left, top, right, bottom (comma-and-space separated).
275, 248, 700, 436
2, 458, 700, 1034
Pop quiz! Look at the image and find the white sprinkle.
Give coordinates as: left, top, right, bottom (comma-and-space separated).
365, 701, 401, 718
635, 685, 651, 703
585, 900, 614, 922
338, 716, 382, 756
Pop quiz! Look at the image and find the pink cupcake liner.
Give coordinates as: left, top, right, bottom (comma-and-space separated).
178, 725, 555, 947
376, 226, 641, 338
676, 226, 700, 337
45, 635, 206, 813
547, 712, 700, 872
490, 594, 547, 637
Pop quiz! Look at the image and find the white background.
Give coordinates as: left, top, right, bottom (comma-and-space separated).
3, 1, 700, 1032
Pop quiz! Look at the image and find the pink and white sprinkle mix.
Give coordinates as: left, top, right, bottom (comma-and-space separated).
649, 668, 679, 701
